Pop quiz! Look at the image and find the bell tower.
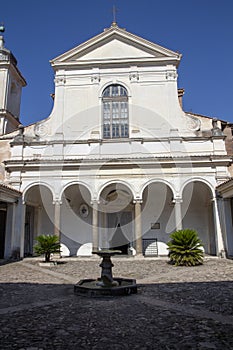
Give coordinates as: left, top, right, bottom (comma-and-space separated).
0, 25, 26, 135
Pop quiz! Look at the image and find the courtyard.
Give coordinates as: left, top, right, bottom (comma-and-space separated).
0, 256, 233, 349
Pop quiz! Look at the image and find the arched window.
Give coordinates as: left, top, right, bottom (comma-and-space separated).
102, 84, 129, 139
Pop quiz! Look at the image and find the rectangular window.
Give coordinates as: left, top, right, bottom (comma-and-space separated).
103, 123, 111, 138
102, 85, 129, 139
112, 123, 120, 138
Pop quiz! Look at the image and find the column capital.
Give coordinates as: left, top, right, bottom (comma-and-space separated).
133, 198, 143, 204
90, 199, 100, 206
172, 197, 183, 204
53, 199, 62, 205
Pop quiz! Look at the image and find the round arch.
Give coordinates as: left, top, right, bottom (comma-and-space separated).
59, 182, 93, 257
23, 183, 55, 257
99, 81, 131, 99
140, 178, 176, 199
59, 181, 93, 202
141, 180, 176, 255
23, 182, 55, 204
98, 181, 135, 254
181, 178, 215, 198
181, 179, 216, 255
97, 179, 135, 201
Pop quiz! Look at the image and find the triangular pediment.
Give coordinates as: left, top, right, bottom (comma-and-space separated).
67, 38, 163, 61
51, 24, 181, 67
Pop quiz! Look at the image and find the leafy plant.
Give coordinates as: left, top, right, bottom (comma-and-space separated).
34, 234, 61, 262
167, 229, 204, 266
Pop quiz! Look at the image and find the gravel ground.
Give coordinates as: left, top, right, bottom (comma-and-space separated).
0, 257, 233, 349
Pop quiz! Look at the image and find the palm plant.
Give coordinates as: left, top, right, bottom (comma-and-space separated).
167, 229, 204, 266
34, 234, 61, 262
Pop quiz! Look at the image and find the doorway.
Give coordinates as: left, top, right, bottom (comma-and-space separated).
108, 212, 132, 254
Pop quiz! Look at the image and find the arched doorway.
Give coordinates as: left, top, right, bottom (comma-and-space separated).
141, 182, 175, 255
24, 185, 54, 256
99, 183, 134, 254
182, 181, 215, 255
60, 184, 92, 256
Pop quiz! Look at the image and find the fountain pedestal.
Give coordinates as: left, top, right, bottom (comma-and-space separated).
95, 250, 121, 287
74, 249, 137, 297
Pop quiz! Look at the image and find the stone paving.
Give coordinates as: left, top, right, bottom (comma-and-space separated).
0, 256, 233, 349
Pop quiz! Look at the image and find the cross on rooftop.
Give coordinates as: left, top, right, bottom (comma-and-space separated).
112, 5, 118, 25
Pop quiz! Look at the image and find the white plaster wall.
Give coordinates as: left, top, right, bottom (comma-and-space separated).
59, 185, 92, 256
13, 133, 222, 162
60, 202, 92, 255
79, 39, 155, 60
49, 63, 186, 141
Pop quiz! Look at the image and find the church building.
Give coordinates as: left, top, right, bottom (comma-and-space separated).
0, 23, 233, 259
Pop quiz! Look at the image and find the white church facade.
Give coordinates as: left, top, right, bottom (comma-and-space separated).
0, 23, 233, 259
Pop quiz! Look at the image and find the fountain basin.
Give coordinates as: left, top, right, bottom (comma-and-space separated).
74, 277, 137, 297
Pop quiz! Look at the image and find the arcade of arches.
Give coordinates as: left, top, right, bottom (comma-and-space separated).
21, 180, 222, 257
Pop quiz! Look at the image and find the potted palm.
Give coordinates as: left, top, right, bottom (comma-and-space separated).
34, 234, 61, 264
167, 229, 204, 266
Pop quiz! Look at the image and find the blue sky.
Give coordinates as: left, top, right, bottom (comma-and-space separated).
1, 0, 233, 125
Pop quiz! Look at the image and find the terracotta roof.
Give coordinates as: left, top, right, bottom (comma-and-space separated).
0, 183, 22, 195
186, 111, 233, 125
216, 178, 233, 189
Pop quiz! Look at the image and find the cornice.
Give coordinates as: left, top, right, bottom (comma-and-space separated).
52, 57, 181, 71
4, 154, 231, 168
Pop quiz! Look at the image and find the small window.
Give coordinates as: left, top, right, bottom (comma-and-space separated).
102, 84, 129, 139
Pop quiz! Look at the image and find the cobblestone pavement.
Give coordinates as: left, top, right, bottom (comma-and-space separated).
0, 256, 233, 349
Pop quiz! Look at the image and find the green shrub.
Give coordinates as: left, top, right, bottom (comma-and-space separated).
34, 234, 61, 262
167, 229, 204, 266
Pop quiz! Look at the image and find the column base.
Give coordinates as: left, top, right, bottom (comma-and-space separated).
218, 250, 227, 259
135, 253, 144, 258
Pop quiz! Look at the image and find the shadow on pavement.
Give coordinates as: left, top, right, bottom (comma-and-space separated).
0, 281, 233, 349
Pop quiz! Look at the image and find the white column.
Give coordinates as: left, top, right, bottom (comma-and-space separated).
20, 202, 26, 258
100, 210, 108, 249
174, 197, 183, 231
92, 200, 99, 252
134, 199, 143, 255
212, 196, 226, 257
53, 200, 61, 239
10, 203, 16, 254
53, 200, 62, 258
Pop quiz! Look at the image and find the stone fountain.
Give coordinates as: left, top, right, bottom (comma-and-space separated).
74, 249, 137, 297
